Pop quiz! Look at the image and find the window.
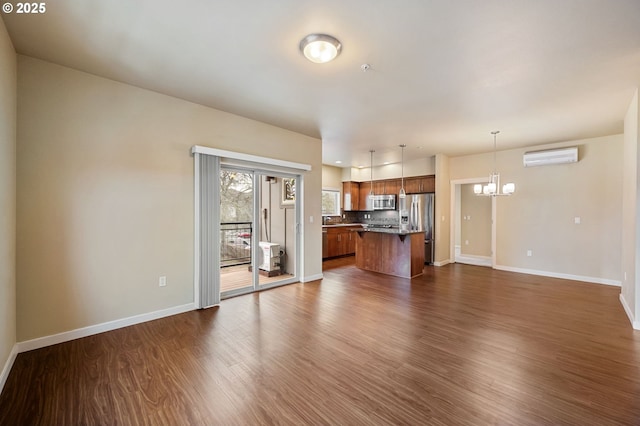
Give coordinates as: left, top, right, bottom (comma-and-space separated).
322, 189, 341, 216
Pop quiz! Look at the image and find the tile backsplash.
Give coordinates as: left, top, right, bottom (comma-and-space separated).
323, 210, 399, 226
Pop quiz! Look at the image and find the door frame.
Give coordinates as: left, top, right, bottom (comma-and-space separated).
219, 168, 302, 300
192, 145, 310, 308
449, 177, 496, 268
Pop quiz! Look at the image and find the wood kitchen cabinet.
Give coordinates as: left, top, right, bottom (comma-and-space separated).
373, 180, 386, 195
405, 175, 435, 193
322, 226, 362, 259
358, 181, 372, 210
342, 181, 360, 211
322, 231, 329, 258
347, 175, 435, 211
383, 179, 399, 195
373, 179, 400, 195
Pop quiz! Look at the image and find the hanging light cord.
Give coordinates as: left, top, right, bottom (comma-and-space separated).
400, 144, 405, 189
492, 130, 499, 174
399, 144, 406, 199
369, 150, 375, 195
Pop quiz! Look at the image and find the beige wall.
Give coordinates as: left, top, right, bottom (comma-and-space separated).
16, 56, 322, 341
0, 18, 16, 380
460, 184, 491, 257
343, 156, 436, 182
434, 154, 450, 264
622, 90, 639, 322
322, 165, 342, 189
450, 135, 623, 282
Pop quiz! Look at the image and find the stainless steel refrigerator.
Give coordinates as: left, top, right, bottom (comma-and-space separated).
408, 193, 435, 264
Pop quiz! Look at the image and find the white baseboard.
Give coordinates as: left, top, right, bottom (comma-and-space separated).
302, 273, 323, 282
0, 344, 18, 395
619, 294, 640, 330
494, 265, 621, 287
16, 303, 195, 353
433, 259, 451, 267
455, 254, 492, 267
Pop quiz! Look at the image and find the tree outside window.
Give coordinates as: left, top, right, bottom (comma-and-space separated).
322, 190, 341, 216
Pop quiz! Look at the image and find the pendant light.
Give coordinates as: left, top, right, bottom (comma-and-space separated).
474, 131, 515, 196
399, 144, 406, 199
398, 144, 409, 231
366, 149, 375, 211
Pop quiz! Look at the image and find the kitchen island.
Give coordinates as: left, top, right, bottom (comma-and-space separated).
354, 228, 424, 278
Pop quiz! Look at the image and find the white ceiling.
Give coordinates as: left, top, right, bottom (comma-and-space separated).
3, 0, 640, 167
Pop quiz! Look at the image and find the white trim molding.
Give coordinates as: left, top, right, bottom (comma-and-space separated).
433, 259, 451, 267
0, 344, 18, 395
192, 146, 311, 172
16, 303, 195, 353
449, 177, 494, 266
455, 254, 492, 267
619, 294, 640, 330
494, 265, 621, 287
302, 273, 324, 283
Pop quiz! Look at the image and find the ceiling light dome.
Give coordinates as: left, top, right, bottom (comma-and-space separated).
300, 34, 342, 64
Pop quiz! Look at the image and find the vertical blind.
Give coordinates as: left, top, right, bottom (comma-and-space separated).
196, 153, 221, 308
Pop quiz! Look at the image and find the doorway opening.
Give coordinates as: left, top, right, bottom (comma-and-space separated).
451, 179, 494, 267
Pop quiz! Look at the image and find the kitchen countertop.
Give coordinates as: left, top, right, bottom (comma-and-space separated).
357, 228, 423, 235
322, 223, 364, 228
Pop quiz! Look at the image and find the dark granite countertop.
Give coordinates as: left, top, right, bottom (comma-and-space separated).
357, 228, 423, 235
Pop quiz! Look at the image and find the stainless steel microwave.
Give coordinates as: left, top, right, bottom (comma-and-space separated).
367, 194, 396, 210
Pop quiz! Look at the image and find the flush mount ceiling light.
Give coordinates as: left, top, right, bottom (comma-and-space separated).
299, 34, 342, 63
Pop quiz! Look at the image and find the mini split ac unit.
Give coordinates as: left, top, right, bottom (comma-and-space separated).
523, 146, 578, 167
259, 242, 280, 272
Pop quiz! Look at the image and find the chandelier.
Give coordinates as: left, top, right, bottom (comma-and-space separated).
474, 131, 515, 196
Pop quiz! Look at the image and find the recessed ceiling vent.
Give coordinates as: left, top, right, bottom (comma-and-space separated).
523, 146, 578, 167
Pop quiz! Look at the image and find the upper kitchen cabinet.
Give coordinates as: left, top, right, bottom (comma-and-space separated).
383, 179, 399, 195
358, 181, 372, 210
342, 176, 434, 211
342, 181, 360, 211
373, 179, 400, 195
405, 175, 435, 193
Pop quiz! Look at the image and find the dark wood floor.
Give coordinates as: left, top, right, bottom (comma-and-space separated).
2, 259, 639, 425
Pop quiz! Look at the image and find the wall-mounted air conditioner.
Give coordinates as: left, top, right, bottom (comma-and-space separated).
523, 146, 578, 167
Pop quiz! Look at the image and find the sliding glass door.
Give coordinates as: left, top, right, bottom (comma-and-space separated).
219, 167, 299, 299
219, 168, 254, 295
257, 175, 297, 289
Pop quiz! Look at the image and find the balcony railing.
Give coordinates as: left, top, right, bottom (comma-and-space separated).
221, 222, 252, 267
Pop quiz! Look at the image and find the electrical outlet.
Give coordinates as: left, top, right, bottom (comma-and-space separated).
527, 250, 532, 257
309, 216, 314, 223
574, 217, 581, 224
159, 276, 166, 287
